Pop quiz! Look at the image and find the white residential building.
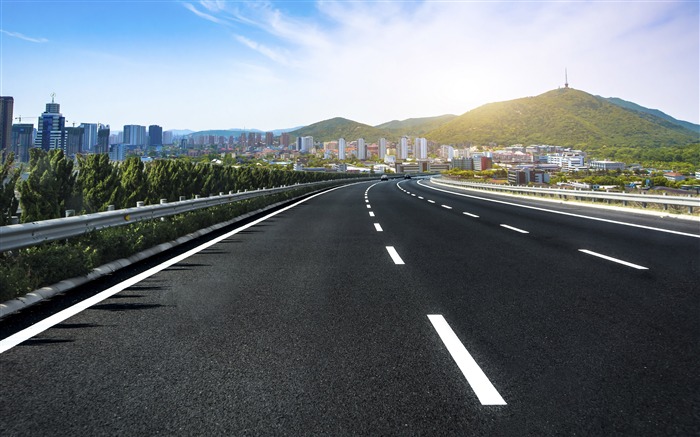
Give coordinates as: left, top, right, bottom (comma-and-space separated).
338, 138, 346, 160
416, 137, 427, 160
547, 151, 586, 171
379, 138, 387, 160
398, 136, 408, 160
357, 138, 366, 160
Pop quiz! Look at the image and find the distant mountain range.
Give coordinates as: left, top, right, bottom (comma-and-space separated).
177, 127, 303, 137
171, 89, 698, 148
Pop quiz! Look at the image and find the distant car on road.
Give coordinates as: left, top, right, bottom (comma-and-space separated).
380, 174, 389, 181
404, 174, 412, 179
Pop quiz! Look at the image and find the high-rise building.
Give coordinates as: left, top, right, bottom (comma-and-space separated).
356, 138, 366, 160
148, 125, 163, 147
379, 138, 387, 160
65, 126, 84, 157
398, 136, 408, 160
280, 132, 290, 148
298, 136, 313, 153
338, 138, 346, 160
163, 130, 174, 145
35, 97, 66, 151
11, 123, 33, 162
265, 132, 273, 147
109, 144, 126, 161
123, 125, 146, 146
417, 137, 427, 160
248, 132, 256, 148
96, 124, 110, 154
0, 96, 13, 159
80, 123, 98, 152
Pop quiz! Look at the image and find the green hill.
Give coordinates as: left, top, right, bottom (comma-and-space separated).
426, 88, 699, 148
603, 97, 700, 134
290, 117, 390, 142
375, 114, 457, 136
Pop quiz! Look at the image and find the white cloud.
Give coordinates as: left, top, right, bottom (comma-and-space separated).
182, 3, 228, 25
0, 29, 48, 43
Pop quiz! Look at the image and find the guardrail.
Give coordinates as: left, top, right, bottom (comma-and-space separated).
431, 177, 700, 214
0, 178, 367, 253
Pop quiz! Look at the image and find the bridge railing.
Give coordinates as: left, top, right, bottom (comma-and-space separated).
0, 178, 369, 253
430, 177, 700, 214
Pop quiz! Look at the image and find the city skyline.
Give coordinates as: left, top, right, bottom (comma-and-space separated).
2, 1, 698, 132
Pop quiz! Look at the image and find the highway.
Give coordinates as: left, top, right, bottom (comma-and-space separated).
1, 178, 698, 436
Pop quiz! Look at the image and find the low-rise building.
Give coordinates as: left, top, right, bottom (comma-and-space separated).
590, 160, 626, 171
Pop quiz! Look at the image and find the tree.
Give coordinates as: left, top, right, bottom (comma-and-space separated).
0, 152, 21, 225
18, 149, 62, 222
119, 157, 147, 208
76, 153, 121, 213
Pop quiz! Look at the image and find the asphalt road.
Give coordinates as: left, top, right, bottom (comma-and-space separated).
1, 178, 698, 436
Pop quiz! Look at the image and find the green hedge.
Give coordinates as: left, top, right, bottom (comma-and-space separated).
0, 186, 317, 303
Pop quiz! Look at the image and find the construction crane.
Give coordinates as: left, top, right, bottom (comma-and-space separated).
14, 116, 38, 123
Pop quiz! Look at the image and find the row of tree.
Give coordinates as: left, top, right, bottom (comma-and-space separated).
1, 149, 361, 225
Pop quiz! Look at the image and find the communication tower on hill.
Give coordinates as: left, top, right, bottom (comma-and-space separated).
564, 68, 569, 89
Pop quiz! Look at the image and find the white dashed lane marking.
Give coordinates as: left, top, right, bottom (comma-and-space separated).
428, 315, 507, 406
374, 223, 383, 232
579, 249, 649, 270
500, 224, 529, 234
386, 246, 405, 265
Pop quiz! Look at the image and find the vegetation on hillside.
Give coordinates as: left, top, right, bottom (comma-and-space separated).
291, 117, 391, 142
375, 114, 457, 136
426, 88, 698, 148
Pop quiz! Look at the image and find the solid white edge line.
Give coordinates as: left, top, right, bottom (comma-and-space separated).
428, 314, 506, 406
0, 184, 352, 355
579, 249, 649, 270
463, 212, 480, 218
418, 180, 700, 239
500, 224, 529, 234
386, 246, 405, 265
374, 223, 383, 232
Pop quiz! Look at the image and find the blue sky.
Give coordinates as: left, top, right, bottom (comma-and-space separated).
2, 0, 698, 133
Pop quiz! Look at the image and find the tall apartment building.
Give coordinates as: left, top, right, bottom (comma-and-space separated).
416, 137, 427, 160
148, 125, 163, 147
163, 130, 174, 145
123, 125, 146, 147
65, 126, 84, 157
296, 136, 313, 153
378, 138, 387, 160
80, 123, 98, 152
398, 136, 409, 160
96, 124, 110, 154
338, 138, 346, 160
0, 96, 13, 159
11, 123, 34, 162
35, 98, 66, 151
357, 138, 366, 160
280, 132, 290, 148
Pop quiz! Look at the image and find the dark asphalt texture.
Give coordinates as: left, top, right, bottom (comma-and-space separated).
1, 178, 698, 436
